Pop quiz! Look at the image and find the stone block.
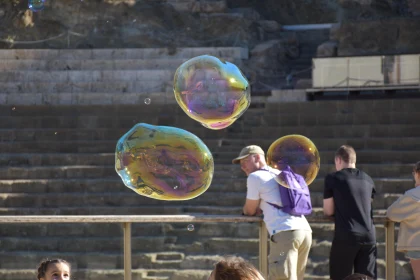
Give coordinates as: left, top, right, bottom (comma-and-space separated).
42, 93, 74, 105
268, 89, 307, 103
258, 20, 281, 32
7, 93, 43, 105
316, 41, 338, 57
171, 270, 209, 280
0, 94, 6, 104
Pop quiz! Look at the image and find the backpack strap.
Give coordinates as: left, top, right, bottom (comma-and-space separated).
258, 167, 284, 210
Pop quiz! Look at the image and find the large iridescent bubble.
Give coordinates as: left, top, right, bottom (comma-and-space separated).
115, 123, 214, 200
266, 135, 320, 188
173, 55, 251, 130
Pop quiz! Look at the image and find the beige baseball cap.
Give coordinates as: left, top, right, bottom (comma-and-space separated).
232, 145, 265, 164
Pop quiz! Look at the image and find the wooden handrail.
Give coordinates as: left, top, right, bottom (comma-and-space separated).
0, 214, 387, 223
0, 215, 394, 280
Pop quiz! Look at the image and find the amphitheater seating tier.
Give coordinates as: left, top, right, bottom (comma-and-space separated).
0, 47, 416, 279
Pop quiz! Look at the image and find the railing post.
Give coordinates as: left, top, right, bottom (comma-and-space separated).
123, 222, 132, 280
259, 221, 268, 279
385, 220, 395, 280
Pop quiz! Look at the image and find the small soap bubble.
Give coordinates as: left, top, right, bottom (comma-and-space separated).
187, 224, 194, 231
279, 252, 285, 256
115, 123, 214, 201
54, 132, 57, 135
173, 55, 250, 130
267, 135, 320, 188
144, 98, 151, 105
11, 107, 16, 111
28, 0, 45, 12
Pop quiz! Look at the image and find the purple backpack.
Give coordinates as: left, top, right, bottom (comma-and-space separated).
263, 166, 313, 216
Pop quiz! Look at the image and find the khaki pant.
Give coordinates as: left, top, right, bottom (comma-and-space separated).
268, 230, 312, 280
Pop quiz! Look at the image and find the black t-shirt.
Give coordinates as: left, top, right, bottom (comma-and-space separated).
324, 168, 376, 244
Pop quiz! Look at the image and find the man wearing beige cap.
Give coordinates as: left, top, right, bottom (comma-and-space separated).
232, 145, 312, 280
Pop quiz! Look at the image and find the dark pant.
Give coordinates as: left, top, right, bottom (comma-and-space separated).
329, 240, 377, 280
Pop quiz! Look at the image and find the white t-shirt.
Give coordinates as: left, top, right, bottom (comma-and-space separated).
246, 166, 312, 236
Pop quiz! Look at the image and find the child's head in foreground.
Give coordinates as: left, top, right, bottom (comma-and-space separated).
37, 259, 70, 280
208, 256, 265, 280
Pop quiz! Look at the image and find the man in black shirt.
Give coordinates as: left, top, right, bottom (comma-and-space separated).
323, 145, 377, 280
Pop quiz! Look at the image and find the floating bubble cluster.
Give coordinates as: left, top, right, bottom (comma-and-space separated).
267, 135, 320, 188
115, 123, 214, 200
173, 55, 251, 130
28, 0, 45, 12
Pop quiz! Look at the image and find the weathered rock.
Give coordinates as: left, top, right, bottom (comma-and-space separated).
334, 19, 420, 56
0, 0, 255, 49
408, 0, 420, 15
248, 40, 286, 73
317, 41, 338, 57
229, 7, 261, 21
338, 0, 372, 7
329, 23, 342, 41
258, 20, 281, 32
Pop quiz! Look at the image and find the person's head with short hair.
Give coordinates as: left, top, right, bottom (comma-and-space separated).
208, 256, 265, 280
232, 145, 266, 176
37, 259, 71, 280
413, 161, 420, 186
342, 273, 373, 280
334, 145, 357, 171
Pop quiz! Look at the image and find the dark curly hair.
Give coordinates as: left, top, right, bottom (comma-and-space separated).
37, 259, 70, 280
212, 256, 264, 280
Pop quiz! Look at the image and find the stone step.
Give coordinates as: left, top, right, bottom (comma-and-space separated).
0, 269, 209, 280
0, 176, 413, 195
0, 104, 187, 116
166, 0, 227, 13
0, 81, 172, 94
0, 57, 240, 71
249, 124, 420, 138
0, 192, 247, 208
0, 70, 174, 83
1, 130, 419, 152
0, 236, 174, 253
0, 119, 158, 130
1, 99, 417, 116
0, 205, 189, 215
0, 252, 181, 270
259, 112, 420, 126
0, 47, 249, 60
1, 110, 420, 128
0, 218, 389, 240
1, 92, 175, 106
213, 137, 420, 152
0, 267, 398, 280
0, 190, 401, 210
0, 144, 417, 163
0, 162, 415, 180
264, 99, 420, 114
0, 236, 381, 263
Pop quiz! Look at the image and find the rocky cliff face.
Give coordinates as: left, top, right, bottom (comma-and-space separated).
1, 0, 419, 50
2, 0, 420, 90
0, 0, 264, 49
332, 18, 420, 56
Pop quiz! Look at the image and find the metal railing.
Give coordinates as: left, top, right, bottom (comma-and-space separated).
0, 215, 394, 280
